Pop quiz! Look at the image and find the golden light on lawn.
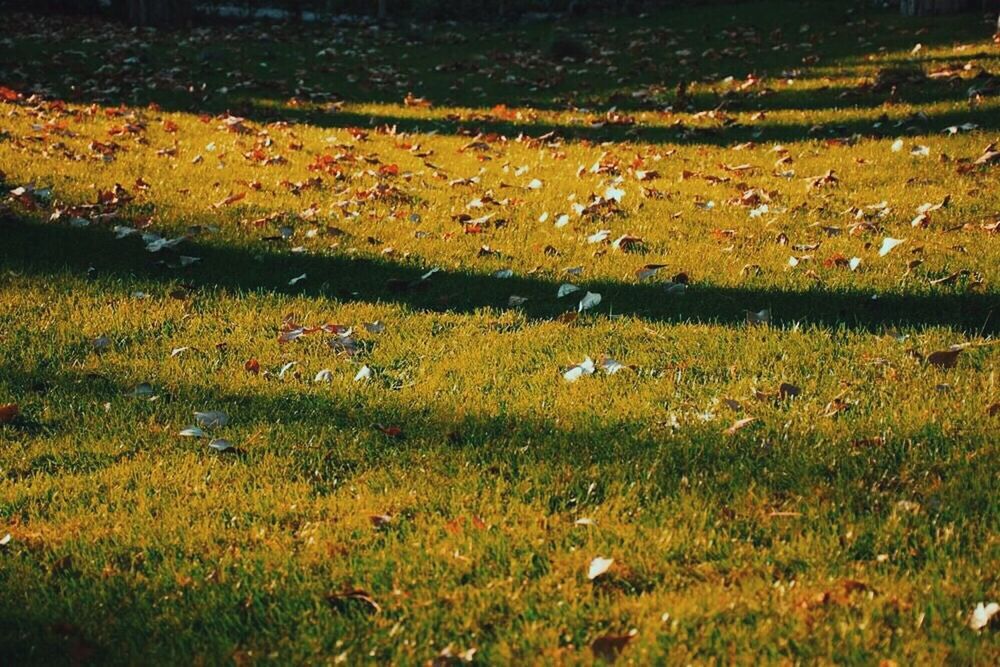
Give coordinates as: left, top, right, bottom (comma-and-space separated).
1, 3, 999, 663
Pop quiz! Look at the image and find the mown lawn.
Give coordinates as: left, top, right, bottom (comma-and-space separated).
1, 1, 998, 663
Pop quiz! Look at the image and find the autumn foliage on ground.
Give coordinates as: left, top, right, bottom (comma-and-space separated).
1, 1, 999, 663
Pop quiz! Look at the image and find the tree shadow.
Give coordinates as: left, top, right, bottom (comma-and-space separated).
1, 360, 991, 510
2, 214, 996, 334
2, 2, 996, 143
231, 99, 1000, 146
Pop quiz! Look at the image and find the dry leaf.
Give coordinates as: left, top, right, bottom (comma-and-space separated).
0, 403, 18, 424
927, 348, 962, 368
591, 632, 635, 662
725, 417, 757, 435
587, 556, 614, 580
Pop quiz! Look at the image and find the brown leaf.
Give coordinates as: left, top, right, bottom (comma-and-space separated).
724, 417, 757, 436
326, 588, 381, 614
778, 383, 801, 399
927, 349, 961, 368
0, 403, 18, 424
591, 632, 635, 663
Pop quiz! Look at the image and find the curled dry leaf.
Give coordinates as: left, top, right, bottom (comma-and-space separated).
724, 417, 757, 436
327, 589, 381, 614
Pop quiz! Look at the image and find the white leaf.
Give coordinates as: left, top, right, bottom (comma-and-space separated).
891, 138, 904, 152
600, 358, 624, 375
314, 369, 334, 382
363, 321, 385, 334
493, 268, 513, 279
194, 411, 229, 428
208, 438, 234, 452
278, 361, 298, 378
179, 426, 207, 438
508, 295, 529, 307
354, 365, 372, 382
288, 273, 307, 285
554, 213, 570, 228
603, 185, 625, 202
587, 556, 614, 580
0, 533, 10, 546
563, 356, 596, 383
557, 283, 580, 298
878, 237, 905, 257
849, 257, 862, 271
969, 602, 999, 631
170, 347, 190, 358
587, 230, 611, 244
526, 178, 543, 190
578, 292, 602, 312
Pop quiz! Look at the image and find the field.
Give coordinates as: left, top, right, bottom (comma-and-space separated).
1, 1, 999, 663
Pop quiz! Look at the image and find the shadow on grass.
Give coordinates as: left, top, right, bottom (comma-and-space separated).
232, 101, 1000, 147
1, 214, 997, 334
1, 361, 992, 519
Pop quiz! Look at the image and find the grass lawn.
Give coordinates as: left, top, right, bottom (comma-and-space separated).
1, 0, 999, 663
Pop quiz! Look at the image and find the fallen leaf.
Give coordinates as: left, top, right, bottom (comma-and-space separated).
194, 411, 229, 428
0, 403, 18, 424
327, 589, 381, 614
587, 556, 614, 580
878, 237, 905, 257
725, 417, 757, 435
591, 632, 635, 663
927, 348, 962, 368
969, 602, 999, 630
208, 438, 234, 452
564, 357, 596, 382
578, 291, 602, 312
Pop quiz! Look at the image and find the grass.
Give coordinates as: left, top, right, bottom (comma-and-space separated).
1, 0, 999, 663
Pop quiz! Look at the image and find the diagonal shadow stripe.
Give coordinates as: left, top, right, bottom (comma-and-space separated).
2, 215, 996, 333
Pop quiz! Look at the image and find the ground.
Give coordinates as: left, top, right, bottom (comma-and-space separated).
0, 1, 999, 663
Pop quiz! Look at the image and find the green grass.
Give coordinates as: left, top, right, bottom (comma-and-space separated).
1, 1, 999, 663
